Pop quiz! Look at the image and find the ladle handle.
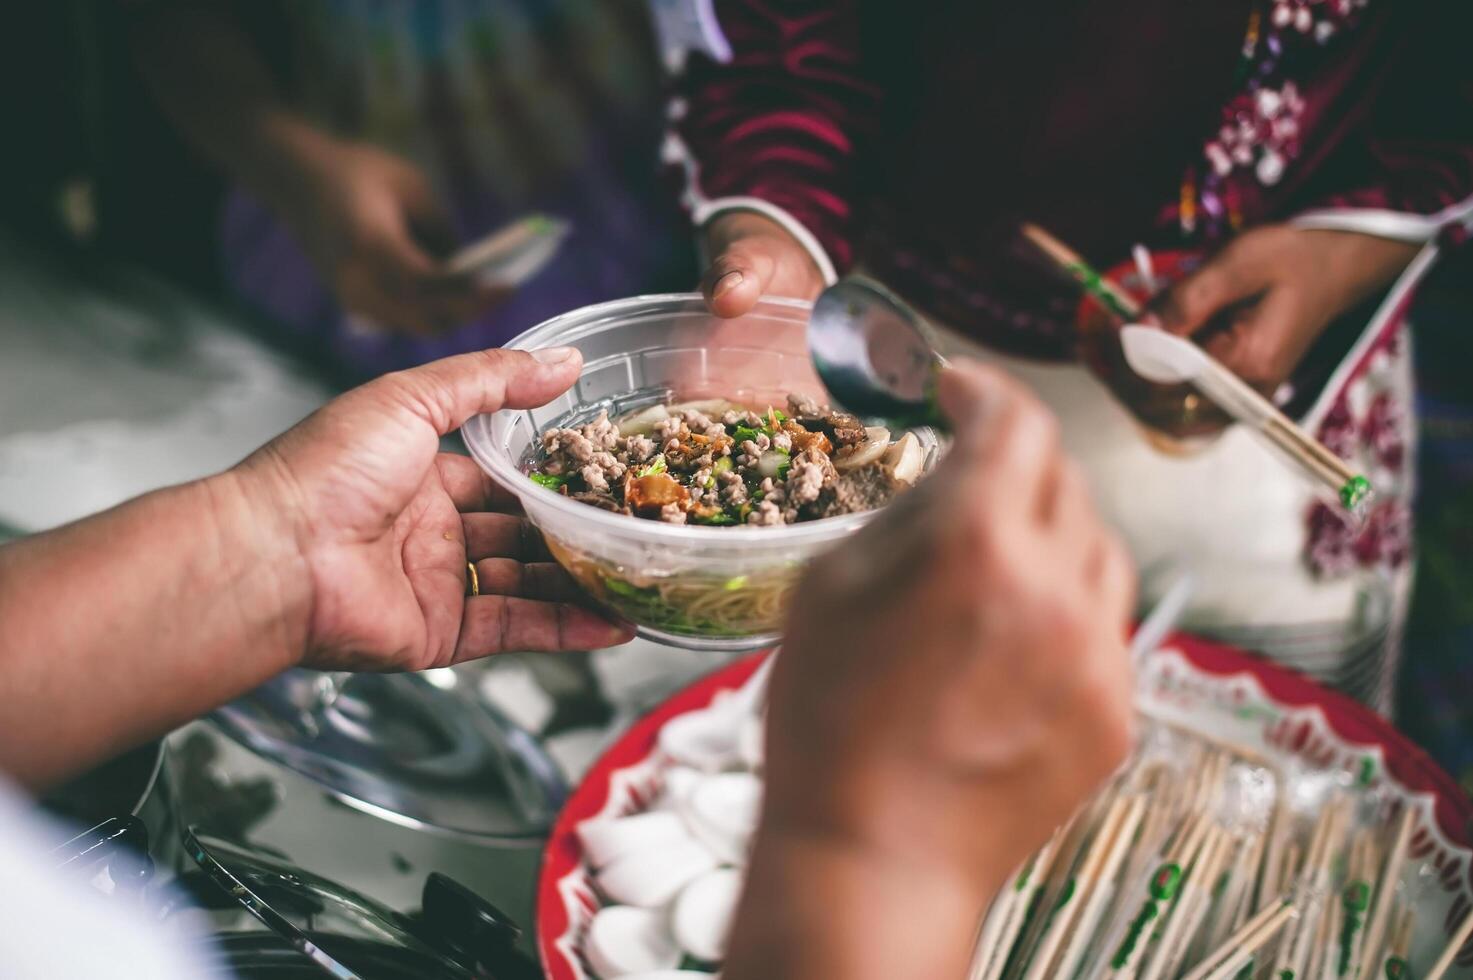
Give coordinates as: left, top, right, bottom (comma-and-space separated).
416, 873, 540, 979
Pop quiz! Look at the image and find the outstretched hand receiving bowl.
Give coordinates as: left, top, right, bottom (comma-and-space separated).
231, 346, 635, 672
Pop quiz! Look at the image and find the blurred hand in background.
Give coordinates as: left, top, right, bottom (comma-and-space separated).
1148, 225, 1418, 391
129, 2, 505, 336
281, 137, 508, 336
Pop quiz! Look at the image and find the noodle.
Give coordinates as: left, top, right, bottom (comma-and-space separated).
546, 538, 799, 638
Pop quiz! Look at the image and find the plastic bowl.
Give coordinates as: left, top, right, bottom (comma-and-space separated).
461, 294, 940, 651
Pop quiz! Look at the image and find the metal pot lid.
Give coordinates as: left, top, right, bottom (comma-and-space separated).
181, 829, 475, 980
210, 670, 565, 842
201, 934, 464, 980
203, 931, 441, 978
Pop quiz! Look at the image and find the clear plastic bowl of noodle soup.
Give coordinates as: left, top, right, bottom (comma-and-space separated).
460, 294, 942, 651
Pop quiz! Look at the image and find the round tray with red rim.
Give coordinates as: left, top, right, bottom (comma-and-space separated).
537, 634, 1473, 979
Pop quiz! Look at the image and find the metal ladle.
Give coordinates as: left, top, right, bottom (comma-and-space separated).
807, 277, 949, 428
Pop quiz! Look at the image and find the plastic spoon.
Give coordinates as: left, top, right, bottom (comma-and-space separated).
447, 215, 570, 288
1119, 325, 1371, 513
584, 905, 683, 978
1130, 571, 1197, 668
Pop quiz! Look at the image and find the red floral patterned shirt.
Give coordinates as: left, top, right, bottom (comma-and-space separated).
665, 0, 1473, 363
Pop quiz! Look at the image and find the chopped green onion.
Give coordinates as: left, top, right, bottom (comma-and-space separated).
705, 456, 732, 489
603, 577, 655, 599
529, 472, 566, 490
635, 454, 667, 478
731, 425, 762, 444
757, 448, 790, 480
723, 575, 749, 591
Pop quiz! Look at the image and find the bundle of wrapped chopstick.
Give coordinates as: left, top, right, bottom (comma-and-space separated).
968, 721, 1468, 980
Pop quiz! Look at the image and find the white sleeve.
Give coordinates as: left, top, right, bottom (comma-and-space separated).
0, 780, 227, 980
693, 197, 840, 286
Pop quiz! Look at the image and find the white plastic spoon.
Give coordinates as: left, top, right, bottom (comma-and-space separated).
654, 766, 705, 813
679, 773, 763, 866
658, 706, 744, 773
1119, 325, 1370, 513
1129, 571, 1197, 668
673, 868, 744, 963
585, 905, 683, 978
578, 811, 694, 870
735, 713, 764, 772
596, 838, 719, 908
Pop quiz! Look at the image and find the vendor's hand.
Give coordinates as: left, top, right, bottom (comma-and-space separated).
229, 347, 632, 672
1149, 226, 1418, 391
725, 363, 1135, 979
763, 361, 1136, 892
290, 140, 506, 336
701, 211, 826, 317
